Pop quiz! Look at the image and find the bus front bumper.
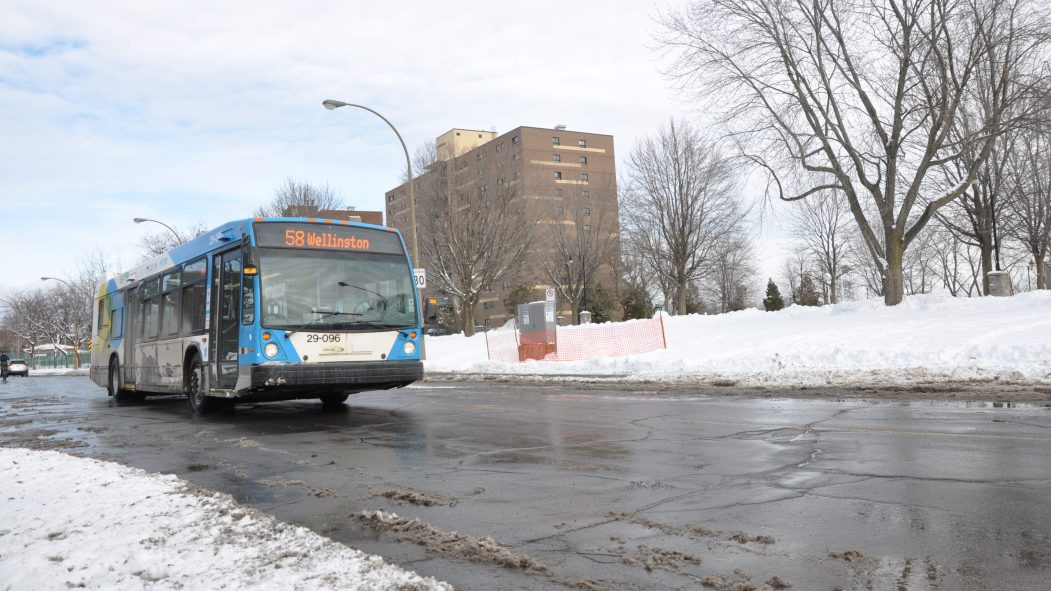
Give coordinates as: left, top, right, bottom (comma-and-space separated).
241, 360, 423, 396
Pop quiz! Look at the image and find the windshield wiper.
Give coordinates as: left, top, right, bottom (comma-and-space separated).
337, 281, 389, 309
284, 309, 361, 336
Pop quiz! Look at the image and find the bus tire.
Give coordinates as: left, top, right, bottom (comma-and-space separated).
320, 394, 349, 409
186, 356, 214, 414
107, 358, 121, 397
109, 358, 142, 403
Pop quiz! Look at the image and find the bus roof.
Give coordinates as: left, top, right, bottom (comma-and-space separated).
103, 217, 403, 292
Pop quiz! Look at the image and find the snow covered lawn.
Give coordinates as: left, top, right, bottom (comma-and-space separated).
0, 448, 450, 591
424, 292, 1051, 387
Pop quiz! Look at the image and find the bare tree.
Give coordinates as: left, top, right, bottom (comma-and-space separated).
1005, 130, 1051, 289
537, 177, 621, 324
415, 160, 536, 336
790, 193, 855, 304
254, 178, 345, 217
704, 232, 758, 312
780, 245, 816, 305
662, 0, 1051, 305
928, 222, 982, 296
623, 119, 747, 315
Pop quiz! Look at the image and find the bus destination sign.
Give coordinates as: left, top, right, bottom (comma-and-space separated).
254, 222, 404, 255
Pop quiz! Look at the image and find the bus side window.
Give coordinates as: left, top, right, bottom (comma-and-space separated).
181, 259, 207, 335
112, 308, 123, 338
97, 300, 107, 331
242, 276, 255, 325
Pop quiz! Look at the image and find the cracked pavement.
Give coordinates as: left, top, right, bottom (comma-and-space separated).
1, 377, 1050, 590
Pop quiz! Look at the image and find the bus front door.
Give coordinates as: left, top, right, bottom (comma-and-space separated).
211, 249, 242, 389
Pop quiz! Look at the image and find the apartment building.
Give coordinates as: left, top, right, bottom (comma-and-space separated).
386, 126, 620, 329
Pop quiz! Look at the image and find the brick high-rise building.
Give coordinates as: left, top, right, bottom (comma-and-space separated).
386, 126, 620, 329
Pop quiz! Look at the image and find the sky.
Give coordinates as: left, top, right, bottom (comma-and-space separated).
0, 0, 793, 293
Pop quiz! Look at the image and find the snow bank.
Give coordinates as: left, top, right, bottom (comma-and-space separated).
424, 292, 1051, 386
0, 448, 450, 591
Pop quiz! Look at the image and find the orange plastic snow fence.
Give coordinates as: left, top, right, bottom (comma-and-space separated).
484, 317, 667, 363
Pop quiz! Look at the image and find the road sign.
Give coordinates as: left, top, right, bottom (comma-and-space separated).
545, 288, 556, 302
413, 268, 426, 289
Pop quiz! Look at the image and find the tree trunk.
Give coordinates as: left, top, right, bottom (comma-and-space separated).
884, 234, 904, 306
676, 278, 687, 315
1036, 255, 1047, 290
461, 299, 478, 337
979, 241, 994, 296
829, 271, 838, 305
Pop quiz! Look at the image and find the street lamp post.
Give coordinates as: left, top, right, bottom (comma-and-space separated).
321, 99, 418, 265
133, 217, 182, 243
40, 276, 82, 370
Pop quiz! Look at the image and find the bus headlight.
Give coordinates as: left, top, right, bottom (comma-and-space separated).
403, 341, 416, 355
264, 343, 279, 357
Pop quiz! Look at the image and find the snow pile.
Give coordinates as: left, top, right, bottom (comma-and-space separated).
0, 448, 451, 591
424, 292, 1051, 386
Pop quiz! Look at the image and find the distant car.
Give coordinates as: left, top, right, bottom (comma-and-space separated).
6, 359, 28, 377
425, 327, 452, 337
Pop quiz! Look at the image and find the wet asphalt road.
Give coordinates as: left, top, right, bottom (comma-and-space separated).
1, 376, 1050, 591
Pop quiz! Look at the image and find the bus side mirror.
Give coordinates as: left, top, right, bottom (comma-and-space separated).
424, 299, 438, 323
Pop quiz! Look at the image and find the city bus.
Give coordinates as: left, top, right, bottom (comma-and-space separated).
90, 217, 424, 412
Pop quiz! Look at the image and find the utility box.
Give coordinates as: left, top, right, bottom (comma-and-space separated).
988, 271, 1014, 296
518, 301, 557, 361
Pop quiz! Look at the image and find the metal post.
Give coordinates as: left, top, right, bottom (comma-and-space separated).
133, 217, 182, 243
40, 276, 80, 370
322, 99, 418, 265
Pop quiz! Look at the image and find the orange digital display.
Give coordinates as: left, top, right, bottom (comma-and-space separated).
255, 222, 404, 255
283, 229, 371, 251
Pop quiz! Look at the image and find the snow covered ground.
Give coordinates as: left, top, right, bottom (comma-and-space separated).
425, 292, 1051, 387
0, 447, 451, 591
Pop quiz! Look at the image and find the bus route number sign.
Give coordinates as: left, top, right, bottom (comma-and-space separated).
414, 268, 426, 289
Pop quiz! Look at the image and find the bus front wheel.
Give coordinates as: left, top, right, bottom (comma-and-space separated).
186, 356, 216, 414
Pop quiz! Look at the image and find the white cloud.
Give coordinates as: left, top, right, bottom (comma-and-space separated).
0, 0, 729, 288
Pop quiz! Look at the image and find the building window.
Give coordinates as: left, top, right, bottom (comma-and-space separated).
512, 135, 520, 144
554, 188, 563, 197
481, 184, 488, 193
514, 171, 521, 180
503, 280, 513, 290
583, 224, 591, 231
512, 153, 520, 162
583, 207, 591, 215
553, 154, 561, 163
484, 318, 491, 326
578, 139, 587, 148
552, 136, 560, 145
580, 173, 588, 182
477, 152, 482, 160
496, 142, 504, 152
580, 156, 587, 165
557, 206, 565, 215
582, 190, 589, 198
554, 172, 562, 180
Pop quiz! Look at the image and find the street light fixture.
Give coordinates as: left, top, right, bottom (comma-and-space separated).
133, 217, 182, 243
41, 276, 82, 370
321, 99, 418, 265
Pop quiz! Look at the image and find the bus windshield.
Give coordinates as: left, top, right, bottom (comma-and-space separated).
258, 248, 417, 331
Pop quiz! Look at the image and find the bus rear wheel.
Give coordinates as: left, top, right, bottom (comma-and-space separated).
109, 358, 143, 403
320, 394, 349, 409
186, 356, 216, 414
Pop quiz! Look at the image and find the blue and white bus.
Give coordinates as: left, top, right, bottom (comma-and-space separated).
90, 217, 424, 412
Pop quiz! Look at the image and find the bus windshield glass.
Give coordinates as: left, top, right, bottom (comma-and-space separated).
258, 249, 417, 330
